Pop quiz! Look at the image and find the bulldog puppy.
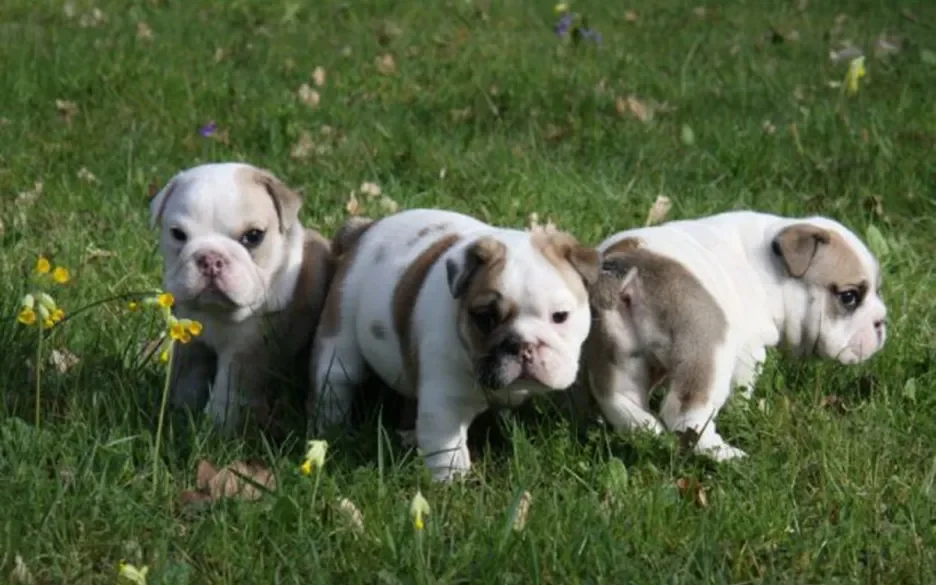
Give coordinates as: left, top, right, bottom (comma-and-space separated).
150, 162, 335, 436
310, 209, 600, 481
584, 211, 887, 461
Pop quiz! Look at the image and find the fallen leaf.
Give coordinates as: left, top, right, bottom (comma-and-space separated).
616, 95, 652, 122
377, 20, 404, 45
829, 45, 863, 63
297, 84, 320, 108
675, 476, 709, 508
449, 107, 472, 123
214, 47, 226, 62
340, 45, 352, 58
359, 182, 382, 198
336, 498, 365, 534
290, 130, 316, 160
378, 196, 398, 214
78, 7, 106, 28
55, 99, 78, 124
624, 10, 639, 22
512, 491, 532, 531
692, 6, 707, 18
762, 120, 776, 135
77, 167, 99, 184
544, 123, 569, 142
205, 460, 276, 501
312, 66, 326, 87
346, 193, 361, 216
645, 195, 672, 226
16, 181, 43, 205
136, 21, 153, 41
873, 35, 902, 59
9, 554, 34, 585
375, 54, 397, 75
49, 349, 80, 374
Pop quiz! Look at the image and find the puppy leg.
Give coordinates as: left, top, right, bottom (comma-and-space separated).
732, 344, 766, 400
590, 358, 665, 434
310, 333, 367, 433
660, 343, 746, 462
416, 376, 487, 483
205, 351, 271, 435
169, 340, 217, 412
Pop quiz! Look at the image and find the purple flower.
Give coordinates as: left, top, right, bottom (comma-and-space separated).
199, 122, 217, 137
554, 13, 573, 37
578, 27, 602, 44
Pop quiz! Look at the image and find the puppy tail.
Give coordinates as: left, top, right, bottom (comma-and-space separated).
331, 216, 375, 257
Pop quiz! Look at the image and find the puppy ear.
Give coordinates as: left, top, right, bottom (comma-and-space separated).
254, 169, 302, 234
446, 236, 504, 299
618, 267, 640, 310
772, 223, 831, 278
539, 230, 601, 286
149, 175, 181, 229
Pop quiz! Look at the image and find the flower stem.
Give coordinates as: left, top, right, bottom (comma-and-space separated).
34, 325, 43, 428
152, 340, 174, 496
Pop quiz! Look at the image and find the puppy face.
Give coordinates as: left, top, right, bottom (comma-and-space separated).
150, 163, 302, 323
772, 221, 887, 364
445, 228, 599, 393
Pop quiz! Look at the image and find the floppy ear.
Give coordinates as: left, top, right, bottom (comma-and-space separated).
618, 267, 641, 311
149, 174, 181, 229
445, 236, 505, 299
254, 169, 303, 234
772, 223, 831, 278
546, 231, 601, 286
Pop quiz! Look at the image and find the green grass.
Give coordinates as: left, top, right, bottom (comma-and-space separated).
2, 0, 936, 582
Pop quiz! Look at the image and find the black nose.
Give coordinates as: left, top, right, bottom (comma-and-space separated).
500, 334, 523, 356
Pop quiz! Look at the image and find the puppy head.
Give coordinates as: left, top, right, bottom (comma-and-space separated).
150, 163, 303, 322
445, 227, 599, 393
772, 219, 887, 364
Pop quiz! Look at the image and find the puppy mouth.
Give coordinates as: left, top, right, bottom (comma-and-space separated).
190, 283, 237, 309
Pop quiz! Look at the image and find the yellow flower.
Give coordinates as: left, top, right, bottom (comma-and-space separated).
42, 318, 55, 329
37, 293, 57, 312
299, 459, 313, 476
169, 318, 186, 341
157, 292, 174, 309
554, 3, 569, 13
17, 307, 37, 326
52, 266, 70, 284
410, 490, 430, 531
159, 348, 171, 363
128, 301, 140, 312
51, 308, 65, 323
36, 257, 51, 274
304, 440, 328, 471
185, 319, 203, 336
845, 56, 866, 95
118, 561, 149, 585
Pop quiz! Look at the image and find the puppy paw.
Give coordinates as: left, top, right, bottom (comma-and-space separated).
697, 442, 748, 462
423, 446, 472, 483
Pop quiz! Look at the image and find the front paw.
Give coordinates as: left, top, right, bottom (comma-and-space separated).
696, 441, 748, 462
423, 446, 472, 483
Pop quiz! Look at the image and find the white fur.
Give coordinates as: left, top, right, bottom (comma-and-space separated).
596, 210, 887, 460
312, 209, 593, 481
150, 162, 306, 432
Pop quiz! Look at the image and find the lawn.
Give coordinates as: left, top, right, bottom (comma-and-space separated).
2, 0, 936, 583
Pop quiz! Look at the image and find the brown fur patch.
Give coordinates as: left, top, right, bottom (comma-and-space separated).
235, 166, 303, 234
603, 236, 644, 257
392, 234, 462, 391
406, 223, 451, 247
318, 218, 380, 338
530, 227, 600, 302
586, 247, 727, 412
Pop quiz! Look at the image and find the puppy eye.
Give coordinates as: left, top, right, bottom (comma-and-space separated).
838, 289, 860, 310
551, 311, 569, 324
470, 307, 498, 334
239, 229, 266, 249
169, 228, 187, 243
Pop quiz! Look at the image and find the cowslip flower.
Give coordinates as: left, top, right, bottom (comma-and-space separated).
36, 257, 51, 274
300, 440, 328, 475
845, 56, 866, 95
410, 490, 430, 531
128, 290, 202, 363
118, 561, 149, 585
17, 294, 37, 325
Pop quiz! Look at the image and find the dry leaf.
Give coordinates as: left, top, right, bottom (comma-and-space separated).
617, 95, 652, 123
544, 123, 569, 142
874, 35, 902, 59
290, 131, 316, 160
359, 182, 382, 198
449, 107, 472, 123
17, 181, 43, 205
50, 349, 80, 374
645, 195, 672, 226
513, 491, 532, 531
297, 84, 320, 108
346, 193, 361, 216
9, 554, 34, 585
336, 498, 366, 534
136, 21, 153, 41
214, 47, 226, 62
340, 45, 352, 57
378, 196, 398, 214
78, 7, 106, 28
762, 120, 776, 135
624, 10, 639, 22
312, 66, 326, 87
77, 167, 98, 184
192, 460, 276, 501
375, 54, 397, 75
692, 6, 707, 18
377, 20, 404, 45
55, 99, 78, 124
829, 45, 863, 63
675, 477, 709, 508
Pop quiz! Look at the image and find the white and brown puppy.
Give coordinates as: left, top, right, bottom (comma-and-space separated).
311, 209, 600, 481
584, 211, 887, 461
150, 162, 335, 435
